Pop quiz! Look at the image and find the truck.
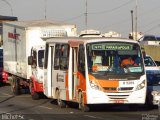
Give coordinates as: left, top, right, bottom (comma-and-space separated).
3, 20, 77, 99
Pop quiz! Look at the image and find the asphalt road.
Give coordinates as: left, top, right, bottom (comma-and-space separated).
0, 83, 159, 120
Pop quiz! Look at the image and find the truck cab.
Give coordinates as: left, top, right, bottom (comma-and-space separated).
28, 45, 45, 99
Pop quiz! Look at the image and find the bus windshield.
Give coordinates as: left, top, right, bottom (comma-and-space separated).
86, 42, 144, 75
38, 50, 44, 68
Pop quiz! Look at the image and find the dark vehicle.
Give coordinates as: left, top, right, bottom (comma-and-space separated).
144, 55, 160, 107
138, 35, 157, 42
0, 48, 3, 83
155, 36, 160, 41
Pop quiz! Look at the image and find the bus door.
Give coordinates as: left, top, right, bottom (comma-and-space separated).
51, 44, 69, 99
72, 47, 78, 99
68, 41, 83, 100
43, 43, 54, 98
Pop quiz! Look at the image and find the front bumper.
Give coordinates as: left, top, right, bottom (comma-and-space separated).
87, 88, 146, 104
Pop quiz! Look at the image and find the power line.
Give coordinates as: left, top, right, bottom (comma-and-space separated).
1, 0, 13, 16
99, 18, 130, 31
140, 18, 160, 29
62, 13, 84, 22
62, 0, 133, 22
143, 24, 160, 34
89, 0, 133, 15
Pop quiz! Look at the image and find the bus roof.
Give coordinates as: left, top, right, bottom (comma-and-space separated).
46, 37, 140, 45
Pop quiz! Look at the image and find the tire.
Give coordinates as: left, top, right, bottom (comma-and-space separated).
55, 90, 66, 108
32, 92, 40, 100
11, 76, 20, 95
29, 81, 40, 100
78, 91, 90, 112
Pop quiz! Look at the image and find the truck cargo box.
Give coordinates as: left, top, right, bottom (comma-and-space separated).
3, 20, 77, 79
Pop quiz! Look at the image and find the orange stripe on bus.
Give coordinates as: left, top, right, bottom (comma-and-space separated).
65, 70, 69, 101
98, 80, 119, 88
83, 92, 87, 104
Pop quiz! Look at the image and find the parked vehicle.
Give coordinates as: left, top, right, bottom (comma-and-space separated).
0, 47, 9, 84
139, 35, 157, 41
144, 55, 160, 107
43, 37, 146, 111
155, 36, 160, 41
0, 47, 3, 84
139, 35, 160, 63
3, 20, 77, 99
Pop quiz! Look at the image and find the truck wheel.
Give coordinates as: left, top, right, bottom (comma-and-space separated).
55, 90, 66, 108
78, 91, 90, 112
29, 81, 40, 100
32, 92, 40, 100
11, 76, 20, 95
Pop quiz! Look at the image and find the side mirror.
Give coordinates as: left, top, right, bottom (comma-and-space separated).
28, 56, 33, 65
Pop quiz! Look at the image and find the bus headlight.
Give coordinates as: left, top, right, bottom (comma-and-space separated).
89, 80, 100, 90
136, 80, 145, 90
152, 91, 160, 96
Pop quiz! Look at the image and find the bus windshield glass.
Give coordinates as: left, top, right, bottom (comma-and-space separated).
38, 50, 44, 68
86, 42, 144, 75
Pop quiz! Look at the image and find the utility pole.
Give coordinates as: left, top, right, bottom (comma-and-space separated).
135, 0, 138, 40
44, 0, 47, 19
131, 10, 134, 36
85, 0, 88, 33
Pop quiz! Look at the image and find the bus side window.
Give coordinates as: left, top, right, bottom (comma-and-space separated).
78, 45, 85, 73
59, 44, 69, 70
54, 44, 60, 70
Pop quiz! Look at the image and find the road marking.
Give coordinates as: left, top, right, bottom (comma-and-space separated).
84, 115, 97, 118
16, 96, 31, 98
84, 115, 105, 120
0, 96, 13, 97
39, 105, 53, 110
0, 92, 12, 96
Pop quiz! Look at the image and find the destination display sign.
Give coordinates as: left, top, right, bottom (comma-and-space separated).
92, 43, 133, 50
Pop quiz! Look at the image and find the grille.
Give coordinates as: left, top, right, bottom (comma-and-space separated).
103, 87, 133, 91
103, 87, 116, 91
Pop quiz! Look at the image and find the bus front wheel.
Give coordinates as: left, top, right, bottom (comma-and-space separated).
55, 89, 66, 108
78, 91, 90, 112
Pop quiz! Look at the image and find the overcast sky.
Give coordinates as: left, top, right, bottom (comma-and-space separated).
0, 0, 160, 37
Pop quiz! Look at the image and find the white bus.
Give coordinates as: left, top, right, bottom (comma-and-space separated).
43, 37, 146, 111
